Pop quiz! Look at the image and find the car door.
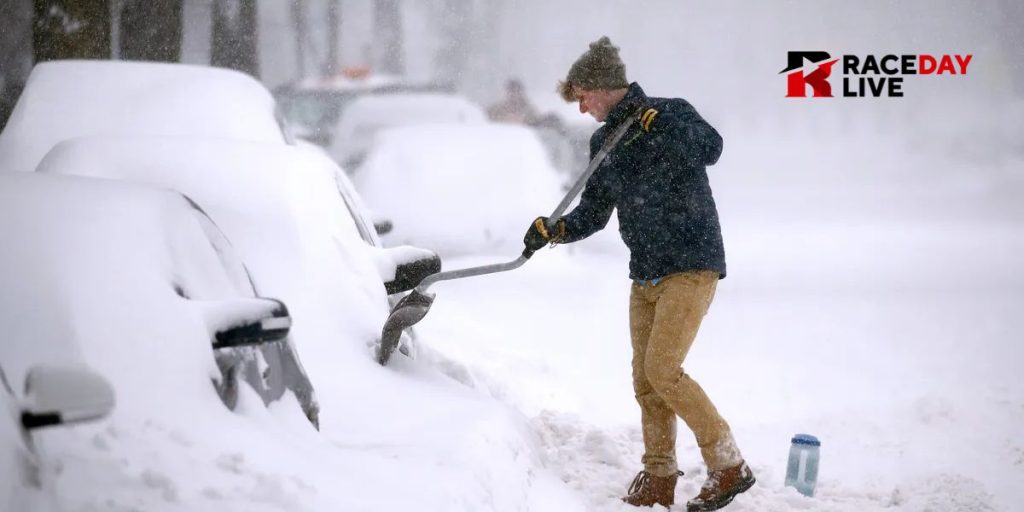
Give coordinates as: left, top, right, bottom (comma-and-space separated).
183, 199, 319, 428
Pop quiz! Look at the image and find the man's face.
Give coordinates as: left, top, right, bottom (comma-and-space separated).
573, 87, 618, 122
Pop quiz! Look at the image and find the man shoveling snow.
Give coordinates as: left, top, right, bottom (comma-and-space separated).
522, 36, 754, 512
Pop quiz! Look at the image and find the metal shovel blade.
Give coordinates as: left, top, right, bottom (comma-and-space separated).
377, 290, 435, 365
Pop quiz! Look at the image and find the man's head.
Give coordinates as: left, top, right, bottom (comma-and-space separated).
558, 36, 629, 122
569, 87, 629, 123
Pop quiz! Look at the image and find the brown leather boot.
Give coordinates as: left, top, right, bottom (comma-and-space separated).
621, 470, 682, 507
686, 461, 755, 511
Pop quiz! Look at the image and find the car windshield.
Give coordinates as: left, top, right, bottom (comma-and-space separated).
282, 92, 345, 130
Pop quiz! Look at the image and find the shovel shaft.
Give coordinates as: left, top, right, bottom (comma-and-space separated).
414, 255, 528, 294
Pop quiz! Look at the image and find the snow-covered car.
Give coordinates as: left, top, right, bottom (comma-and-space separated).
0, 172, 319, 428
0, 60, 291, 174
0, 363, 114, 512
354, 123, 565, 257
329, 92, 487, 170
526, 91, 600, 177
273, 73, 454, 147
36, 137, 440, 396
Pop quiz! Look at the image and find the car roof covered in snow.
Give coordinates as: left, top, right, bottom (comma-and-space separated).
336, 92, 486, 126
364, 122, 554, 167
0, 60, 286, 174
329, 92, 487, 163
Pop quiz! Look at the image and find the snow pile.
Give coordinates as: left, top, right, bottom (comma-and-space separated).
0, 60, 285, 174
356, 123, 564, 257
367, 245, 439, 282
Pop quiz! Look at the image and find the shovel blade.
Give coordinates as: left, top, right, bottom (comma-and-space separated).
377, 290, 435, 365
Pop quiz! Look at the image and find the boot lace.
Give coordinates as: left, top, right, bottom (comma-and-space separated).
627, 470, 685, 495
701, 470, 722, 490
627, 471, 650, 495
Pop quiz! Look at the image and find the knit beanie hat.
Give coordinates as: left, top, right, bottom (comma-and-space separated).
558, 36, 629, 101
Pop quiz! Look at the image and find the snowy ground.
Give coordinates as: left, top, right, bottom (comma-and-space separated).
412, 137, 1024, 511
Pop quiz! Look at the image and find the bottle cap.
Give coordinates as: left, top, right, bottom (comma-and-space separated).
791, 434, 821, 446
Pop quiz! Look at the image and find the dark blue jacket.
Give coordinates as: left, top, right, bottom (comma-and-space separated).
561, 82, 726, 280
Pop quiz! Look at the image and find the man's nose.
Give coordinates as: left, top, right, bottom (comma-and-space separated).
579, 101, 588, 114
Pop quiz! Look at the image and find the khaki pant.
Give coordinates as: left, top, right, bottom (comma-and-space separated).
629, 271, 742, 476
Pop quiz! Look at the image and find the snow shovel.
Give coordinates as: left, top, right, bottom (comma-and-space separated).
377, 108, 643, 365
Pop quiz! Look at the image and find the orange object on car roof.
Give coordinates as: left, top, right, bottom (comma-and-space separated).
341, 65, 371, 80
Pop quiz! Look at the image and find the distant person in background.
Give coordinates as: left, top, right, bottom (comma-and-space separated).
489, 78, 570, 173
487, 78, 540, 125
522, 36, 753, 511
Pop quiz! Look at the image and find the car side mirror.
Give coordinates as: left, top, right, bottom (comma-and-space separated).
385, 253, 442, 295
211, 298, 292, 349
21, 365, 115, 430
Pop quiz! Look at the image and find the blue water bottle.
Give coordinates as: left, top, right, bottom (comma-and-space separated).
785, 434, 820, 497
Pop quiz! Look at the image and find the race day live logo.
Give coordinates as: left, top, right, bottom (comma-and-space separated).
781, 51, 972, 97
